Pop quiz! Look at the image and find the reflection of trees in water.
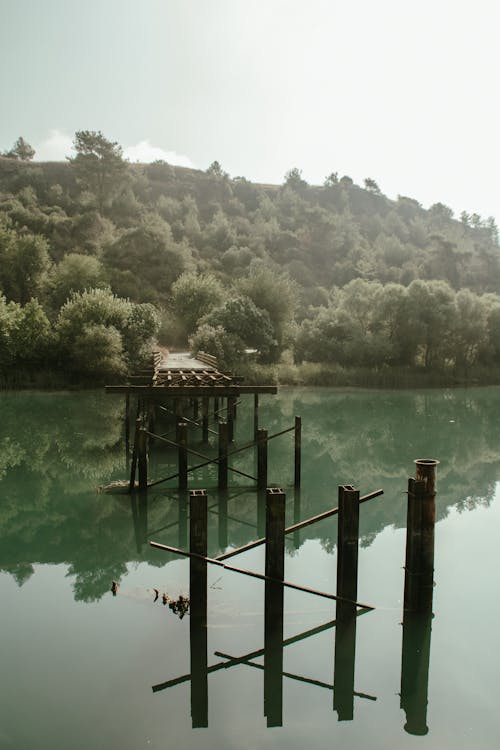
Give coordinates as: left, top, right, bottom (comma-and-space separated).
1, 388, 500, 602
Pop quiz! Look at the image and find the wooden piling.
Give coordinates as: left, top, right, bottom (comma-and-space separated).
138, 421, 148, 490
257, 428, 268, 490
213, 396, 219, 420
218, 421, 228, 490
193, 398, 199, 420
404, 459, 439, 613
336, 485, 360, 622
177, 421, 188, 490
202, 397, 209, 443
189, 489, 208, 728
294, 415, 302, 488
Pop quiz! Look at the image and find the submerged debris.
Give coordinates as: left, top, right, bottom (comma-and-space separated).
168, 594, 190, 619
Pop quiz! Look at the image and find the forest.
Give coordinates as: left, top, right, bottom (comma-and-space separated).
1, 131, 500, 386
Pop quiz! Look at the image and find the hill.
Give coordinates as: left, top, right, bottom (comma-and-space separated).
1, 137, 500, 385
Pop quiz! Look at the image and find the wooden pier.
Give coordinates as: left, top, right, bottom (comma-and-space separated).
106, 350, 304, 492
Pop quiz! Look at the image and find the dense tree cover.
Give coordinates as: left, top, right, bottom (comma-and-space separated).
1, 130, 500, 382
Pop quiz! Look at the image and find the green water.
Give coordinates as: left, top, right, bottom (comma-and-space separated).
1, 387, 499, 749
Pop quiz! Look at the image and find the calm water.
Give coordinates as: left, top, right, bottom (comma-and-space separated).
1, 387, 499, 749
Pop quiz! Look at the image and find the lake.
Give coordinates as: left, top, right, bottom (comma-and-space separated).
1, 387, 499, 749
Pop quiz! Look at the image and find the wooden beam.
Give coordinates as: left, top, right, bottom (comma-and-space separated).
105, 385, 278, 396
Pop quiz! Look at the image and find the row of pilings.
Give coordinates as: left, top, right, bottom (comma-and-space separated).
149, 459, 439, 732
126, 394, 302, 492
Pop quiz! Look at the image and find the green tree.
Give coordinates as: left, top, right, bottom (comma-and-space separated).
236, 263, 297, 348
364, 177, 381, 194
48, 253, 107, 309
0, 220, 51, 304
10, 299, 52, 364
283, 167, 307, 191
170, 271, 224, 336
69, 131, 127, 212
202, 296, 278, 362
189, 323, 244, 370
3, 136, 35, 161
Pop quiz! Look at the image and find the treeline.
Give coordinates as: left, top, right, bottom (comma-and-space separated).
1, 131, 500, 383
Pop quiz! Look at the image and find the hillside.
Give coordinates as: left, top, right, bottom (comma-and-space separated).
1, 137, 500, 385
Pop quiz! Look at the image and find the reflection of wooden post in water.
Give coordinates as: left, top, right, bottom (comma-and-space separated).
294, 416, 302, 488
218, 421, 228, 490
218, 490, 228, 550
177, 421, 188, 490
264, 488, 285, 727
202, 397, 209, 443
178, 492, 188, 548
404, 460, 439, 613
227, 396, 235, 442
293, 488, 301, 549
257, 429, 268, 490
334, 485, 359, 720
138, 422, 148, 490
124, 392, 130, 462
189, 489, 208, 728
400, 611, 432, 735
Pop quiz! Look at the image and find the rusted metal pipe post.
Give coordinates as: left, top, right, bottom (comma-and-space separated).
404, 459, 439, 613
189, 489, 208, 727
138, 421, 148, 490
336, 485, 360, 622
257, 428, 268, 490
177, 421, 188, 490
218, 421, 228, 490
264, 488, 285, 727
294, 416, 302, 488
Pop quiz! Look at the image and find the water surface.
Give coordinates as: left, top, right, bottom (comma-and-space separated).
0, 387, 498, 749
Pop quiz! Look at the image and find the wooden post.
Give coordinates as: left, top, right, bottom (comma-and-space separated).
138, 422, 148, 491
253, 393, 259, 440
294, 416, 302, 488
264, 488, 285, 727
218, 421, 228, 490
201, 397, 209, 443
193, 398, 199, 420
404, 459, 439, 613
336, 485, 360, 622
227, 396, 235, 442
177, 421, 188, 490
189, 489, 208, 728
257, 428, 268, 490
213, 397, 219, 420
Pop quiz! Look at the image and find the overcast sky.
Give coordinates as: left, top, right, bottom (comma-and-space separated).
1, 0, 499, 220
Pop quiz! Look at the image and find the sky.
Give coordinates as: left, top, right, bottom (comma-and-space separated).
1, 0, 499, 221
